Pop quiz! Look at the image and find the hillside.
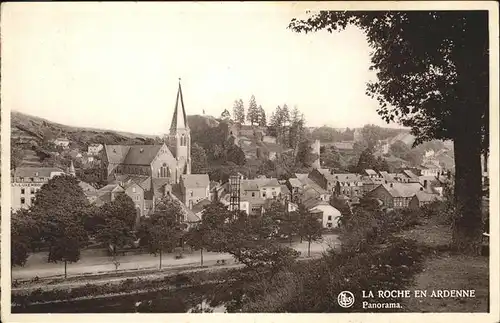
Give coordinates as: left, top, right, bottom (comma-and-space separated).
10, 111, 219, 169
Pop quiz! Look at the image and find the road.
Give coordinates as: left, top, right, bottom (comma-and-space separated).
12, 234, 340, 280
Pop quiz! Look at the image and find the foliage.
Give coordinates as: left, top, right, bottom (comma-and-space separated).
390, 140, 411, 159
191, 143, 208, 173
295, 139, 317, 168
246, 95, 260, 125
99, 192, 137, 231
232, 99, 245, 124
226, 144, 246, 166
311, 126, 354, 143
200, 202, 300, 272
257, 105, 267, 127
46, 214, 88, 268
138, 197, 186, 260
76, 167, 105, 187
11, 214, 34, 267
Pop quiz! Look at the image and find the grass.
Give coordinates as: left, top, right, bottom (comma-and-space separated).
398, 218, 489, 313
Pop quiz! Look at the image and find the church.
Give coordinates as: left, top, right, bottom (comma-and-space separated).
97, 80, 210, 221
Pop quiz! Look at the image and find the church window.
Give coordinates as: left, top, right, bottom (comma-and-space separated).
190, 190, 193, 197
181, 134, 186, 146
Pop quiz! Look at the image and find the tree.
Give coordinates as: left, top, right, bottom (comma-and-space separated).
191, 143, 208, 173
100, 192, 138, 230
374, 156, 391, 172
29, 175, 90, 274
354, 147, 377, 173
289, 11, 488, 255
297, 204, 323, 257
201, 202, 299, 273
390, 140, 411, 159
295, 139, 316, 168
46, 214, 88, 278
257, 105, 267, 127
247, 95, 259, 125
221, 109, 231, 120
233, 99, 245, 124
11, 214, 33, 267
226, 144, 246, 166
321, 146, 345, 170
96, 217, 136, 271
138, 197, 186, 268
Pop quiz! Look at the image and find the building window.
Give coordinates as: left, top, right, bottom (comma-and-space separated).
327, 223, 332, 228
20, 197, 25, 204
263, 192, 266, 198
190, 191, 193, 197
21, 188, 25, 195
328, 215, 332, 221
252, 192, 255, 197
132, 187, 136, 193
272, 191, 277, 196
30, 188, 35, 194
31, 197, 35, 204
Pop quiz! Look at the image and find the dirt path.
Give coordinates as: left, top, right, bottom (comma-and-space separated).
397, 219, 489, 312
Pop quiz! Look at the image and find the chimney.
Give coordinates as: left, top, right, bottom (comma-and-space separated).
140, 148, 144, 153
385, 180, 388, 184
330, 169, 334, 175
424, 180, 429, 190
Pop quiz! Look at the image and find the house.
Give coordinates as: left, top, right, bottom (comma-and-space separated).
238, 177, 282, 215
363, 169, 379, 178
333, 174, 363, 198
52, 138, 70, 149
365, 182, 425, 209
180, 174, 210, 209
302, 198, 342, 229
88, 143, 104, 156
420, 163, 441, 177
11, 167, 66, 212
294, 175, 331, 202
308, 168, 337, 192
409, 191, 443, 209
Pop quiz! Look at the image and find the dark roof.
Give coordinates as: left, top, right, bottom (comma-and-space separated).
122, 145, 164, 165
414, 191, 442, 202
14, 167, 65, 178
332, 173, 362, 183
364, 169, 378, 176
379, 183, 423, 198
104, 145, 131, 164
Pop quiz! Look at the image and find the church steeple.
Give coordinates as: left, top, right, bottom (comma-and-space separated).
167, 79, 191, 183
170, 78, 189, 133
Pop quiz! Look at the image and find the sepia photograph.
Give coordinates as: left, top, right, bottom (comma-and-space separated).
1, 1, 498, 321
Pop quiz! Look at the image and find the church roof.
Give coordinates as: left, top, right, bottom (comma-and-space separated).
104, 144, 168, 166
122, 145, 163, 165
170, 80, 189, 132
105, 145, 131, 164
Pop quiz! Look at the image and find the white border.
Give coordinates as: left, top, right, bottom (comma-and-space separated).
1, 1, 499, 323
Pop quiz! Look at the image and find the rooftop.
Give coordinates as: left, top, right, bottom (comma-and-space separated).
13, 167, 65, 179
181, 174, 210, 188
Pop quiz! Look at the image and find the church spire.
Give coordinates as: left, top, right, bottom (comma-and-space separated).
170, 78, 188, 133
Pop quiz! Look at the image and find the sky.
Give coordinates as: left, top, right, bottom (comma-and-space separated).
2, 2, 400, 136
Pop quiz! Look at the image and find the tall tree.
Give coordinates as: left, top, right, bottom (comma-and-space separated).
100, 192, 138, 230
233, 99, 245, 124
297, 204, 323, 256
356, 147, 378, 173
289, 11, 488, 255
138, 197, 186, 268
257, 105, 267, 127
247, 95, 259, 125
96, 217, 136, 272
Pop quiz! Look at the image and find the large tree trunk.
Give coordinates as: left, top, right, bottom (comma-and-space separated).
451, 125, 484, 255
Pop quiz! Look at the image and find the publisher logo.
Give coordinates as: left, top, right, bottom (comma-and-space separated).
338, 291, 355, 308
